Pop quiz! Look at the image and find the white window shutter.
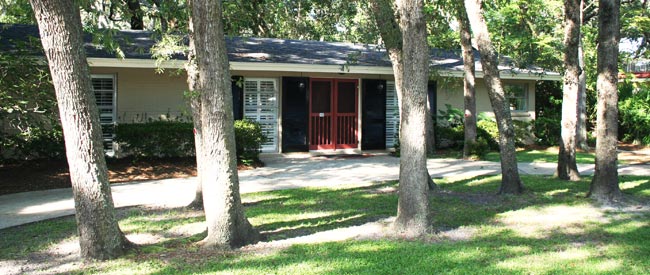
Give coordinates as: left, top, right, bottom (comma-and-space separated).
243, 78, 278, 152
385, 81, 399, 148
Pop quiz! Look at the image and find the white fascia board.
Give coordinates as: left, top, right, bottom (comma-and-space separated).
87, 57, 186, 69
231, 62, 395, 75
437, 70, 562, 81
86, 57, 561, 80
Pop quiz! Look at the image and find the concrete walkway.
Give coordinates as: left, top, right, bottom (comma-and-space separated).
1, 154, 648, 229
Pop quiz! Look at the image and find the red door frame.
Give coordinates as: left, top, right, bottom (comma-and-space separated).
308, 78, 358, 150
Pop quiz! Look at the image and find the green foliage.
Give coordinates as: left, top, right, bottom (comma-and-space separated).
535, 80, 562, 119
434, 105, 507, 150
619, 85, 650, 145
434, 124, 464, 149
222, 0, 378, 44
533, 117, 561, 146
114, 120, 267, 163
436, 104, 463, 127
114, 121, 194, 158
484, 0, 564, 71
0, 0, 36, 24
2, 126, 65, 161
464, 137, 491, 158
234, 120, 267, 164
0, 38, 60, 161
476, 117, 500, 149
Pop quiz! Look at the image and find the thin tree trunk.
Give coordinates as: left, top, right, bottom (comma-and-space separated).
185, 40, 204, 210
127, 0, 144, 30
29, 0, 132, 260
457, 2, 477, 159
464, 0, 523, 194
370, 0, 431, 236
576, 0, 590, 150
588, 0, 622, 202
426, 105, 435, 156
557, 0, 582, 181
188, 0, 259, 247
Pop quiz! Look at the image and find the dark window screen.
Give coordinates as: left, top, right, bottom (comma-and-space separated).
337, 82, 356, 113
311, 81, 331, 113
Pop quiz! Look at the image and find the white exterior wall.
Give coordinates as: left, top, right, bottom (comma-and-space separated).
90, 66, 540, 153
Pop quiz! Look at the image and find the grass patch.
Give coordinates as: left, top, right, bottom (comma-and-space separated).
482, 148, 595, 164
1, 176, 648, 274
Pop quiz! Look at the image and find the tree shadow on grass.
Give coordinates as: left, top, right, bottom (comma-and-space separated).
143, 215, 650, 275
0, 217, 77, 260
243, 182, 398, 241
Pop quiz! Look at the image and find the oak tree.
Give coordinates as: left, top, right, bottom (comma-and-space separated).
557, 0, 582, 181
28, 0, 132, 260
588, 0, 622, 202
464, 0, 524, 194
187, 0, 260, 247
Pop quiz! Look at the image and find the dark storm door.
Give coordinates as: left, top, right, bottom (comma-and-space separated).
361, 79, 387, 150
309, 79, 358, 150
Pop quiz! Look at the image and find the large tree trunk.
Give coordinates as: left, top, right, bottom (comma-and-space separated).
185, 40, 204, 210
557, 0, 582, 181
464, 0, 523, 194
188, 0, 259, 247
576, 0, 590, 150
29, 0, 132, 260
370, 0, 431, 236
457, 2, 477, 159
588, 0, 622, 202
394, 0, 431, 236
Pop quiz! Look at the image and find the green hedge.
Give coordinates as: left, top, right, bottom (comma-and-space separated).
533, 116, 561, 146
1, 126, 65, 161
619, 87, 650, 145
114, 120, 267, 163
114, 121, 195, 158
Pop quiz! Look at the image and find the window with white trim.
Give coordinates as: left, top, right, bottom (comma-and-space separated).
243, 78, 278, 152
505, 84, 528, 111
385, 81, 399, 148
91, 75, 116, 153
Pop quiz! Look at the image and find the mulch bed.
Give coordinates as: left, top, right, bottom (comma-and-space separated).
0, 157, 198, 196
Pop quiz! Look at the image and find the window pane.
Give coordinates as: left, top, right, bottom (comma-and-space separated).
505, 85, 527, 111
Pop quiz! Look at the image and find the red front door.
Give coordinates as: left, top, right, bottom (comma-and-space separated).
309, 79, 358, 150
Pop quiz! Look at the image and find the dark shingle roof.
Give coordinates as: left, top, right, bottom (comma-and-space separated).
0, 23, 552, 75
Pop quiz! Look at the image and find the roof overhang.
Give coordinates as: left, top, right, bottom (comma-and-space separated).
87, 57, 561, 81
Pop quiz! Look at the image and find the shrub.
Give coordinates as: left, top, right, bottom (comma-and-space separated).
465, 136, 491, 158
234, 120, 267, 164
619, 87, 650, 145
114, 121, 195, 158
435, 125, 464, 149
114, 120, 267, 163
533, 116, 561, 146
0, 40, 60, 162
1, 126, 65, 161
476, 119, 499, 150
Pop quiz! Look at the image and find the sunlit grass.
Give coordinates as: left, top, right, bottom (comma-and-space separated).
483, 148, 595, 164
1, 175, 648, 274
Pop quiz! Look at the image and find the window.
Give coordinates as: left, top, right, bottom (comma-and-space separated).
505, 84, 528, 111
91, 75, 116, 153
385, 81, 399, 148
243, 78, 278, 152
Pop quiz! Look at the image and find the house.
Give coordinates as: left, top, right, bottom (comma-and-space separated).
0, 23, 560, 154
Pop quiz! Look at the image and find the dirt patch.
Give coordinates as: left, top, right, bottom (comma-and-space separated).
0, 157, 262, 196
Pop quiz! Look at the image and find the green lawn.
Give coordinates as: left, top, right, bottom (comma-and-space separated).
1, 175, 648, 274
482, 148, 596, 164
